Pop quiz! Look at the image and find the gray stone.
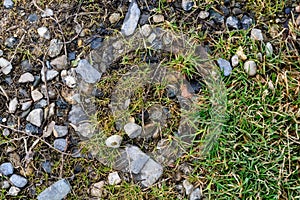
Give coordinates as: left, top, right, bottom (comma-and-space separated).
54, 139, 67, 152
0, 57, 13, 75
53, 125, 68, 137
266, 42, 273, 57
256, 52, 263, 62
90, 181, 105, 197
26, 108, 43, 127
105, 135, 123, 148
232, 8, 243, 15
0, 50, 3, 56
108, 171, 121, 185
41, 8, 54, 18
9, 174, 28, 188
41, 161, 52, 173
121, 0, 141, 36
244, 60, 257, 76
35, 99, 48, 108
210, 10, 224, 25
37, 27, 51, 39
199, 11, 209, 19
226, 16, 239, 29
7, 186, 20, 196
126, 145, 150, 174
48, 39, 63, 57
138, 158, 163, 187
21, 60, 32, 72
37, 179, 71, 200
153, 14, 164, 23
231, 54, 239, 67
182, 0, 194, 11
77, 122, 95, 138
18, 72, 34, 83
183, 179, 193, 195
1, 180, 10, 189
190, 188, 201, 200
21, 101, 32, 111
0, 162, 14, 176
140, 24, 152, 37
42, 69, 59, 82
5, 37, 17, 48
124, 122, 142, 139
241, 15, 253, 30
75, 59, 101, 83
109, 12, 121, 24
251, 28, 264, 41
27, 13, 38, 23
50, 55, 68, 70
217, 58, 232, 76
3, 128, 10, 137
8, 97, 18, 113
63, 75, 77, 88
68, 105, 89, 125
31, 89, 43, 102
4, 0, 14, 9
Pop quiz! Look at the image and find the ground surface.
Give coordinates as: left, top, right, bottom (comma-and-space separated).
0, 0, 299, 199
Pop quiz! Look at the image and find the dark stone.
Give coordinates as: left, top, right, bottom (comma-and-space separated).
226, 16, 240, 29
68, 52, 76, 61
189, 79, 202, 94
5, 37, 18, 48
90, 37, 103, 49
139, 14, 150, 25
56, 99, 68, 109
232, 8, 243, 15
284, 7, 292, 14
21, 60, 33, 72
209, 10, 224, 25
27, 13, 38, 23
42, 161, 51, 173
241, 15, 253, 30
220, 5, 230, 16
25, 123, 42, 134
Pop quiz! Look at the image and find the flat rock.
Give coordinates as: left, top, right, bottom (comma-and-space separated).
90, 181, 105, 197
26, 108, 43, 127
0, 162, 14, 176
251, 28, 264, 41
50, 55, 68, 70
137, 157, 163, 187
54, 139, 67, 152
48, 39, 63, 58
0, 57, 13, 75
53, 125, 68, 137
7, 186, 20, 196
244, 60, 257, 76
37, 179, 71, 200
37, 27, 51, 39
8, 98, 18, 113
105, 135, 123, 148
75, 59, 101, 83
124, 122, 142, 139
153, 14, 164, 23
42, 69, 59, 82
217, 58, 232, 76
31, 89, 43, 102
18, 72, 34, 83
108, 171, 121, 185
9, 174, 28, 188
121, 0, 140, 36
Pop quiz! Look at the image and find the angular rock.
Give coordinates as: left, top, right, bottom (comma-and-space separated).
108, 171, 121, 185
251, 28, 264, 41
124, 122, 142, 139
265, 42, 273, 57
27, 13, 38, 23
1, 180, 10, 189
42, 161, 52, 173
137, 158, 163, 187
26, 108, 43, 127
244, 60, 257, 76
109, 13, 121, 24
48, 39, 63, 58
153, 14, 164, 23
42, 69, 59, 82
183, 179, 193, 195
121, 0, 140, 36
53, 125, 68, 137
9, 174, 28, 188
199, 11, 209, 19
68, 105, 89, 125
75, 59, 101, 83
77, 122, 95, 138
4, 0, 14, 9
236, 46, 247, 61
182, 0, 194, 11
63, 75, 77, 88
90, 181, 105, 197
226, 16, 239, 29
50, 55, 68, 70
18, 72, 34, 83
241, 15, 253, 30
41, 8, 54, 18
37, 27, 51, 39
54, 139, 67, 152
105, 135, 123, 148
0, 162, 14, 176
231, 54, 239, 67
7, 186, 20, 196
37, 179, 71, 200
190, 188, 201, 200
0, 57, 13, 75
8, 98, 18, 113
217, 58, 232, 76
31, 89, 43, 102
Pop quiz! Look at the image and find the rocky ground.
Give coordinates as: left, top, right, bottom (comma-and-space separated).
0, 0, 299, 199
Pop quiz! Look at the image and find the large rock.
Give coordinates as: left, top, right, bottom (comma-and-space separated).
37, 179, 71, 200
75, 59, 101, 83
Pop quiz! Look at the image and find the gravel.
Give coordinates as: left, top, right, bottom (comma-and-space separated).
9, 174, 28, 188
105, 135, 123, 148
244, 60, 257, 76
108, 171, 122, 185
37, 179, 71, 200
0, 57, 13, 75
217, 58, 232, 76
26, 108, 44, 127
251, 28, 264, 41
0, 162, 14, 176
121, 0, 140, 36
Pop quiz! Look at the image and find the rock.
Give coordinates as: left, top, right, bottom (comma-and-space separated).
26, 108, 43, 127
4, 0, 14, 9
41, 161, 52, 173
183, 179, 193, 195
63, 75, 77, 88
1, 180, 10, 189
48, 39, 63, 58
27, 13, 38, 23
226, 16, 239, 29
296, 6, 300, 13
108, 171, 122, 185
0, 162, 14, 176
232, 8, 243, 15
139, 14, 150, 25
90, 37, 103, 49
25, 123, 42, 134
53, 125, 68, 137
7, 186, 20, 196
37, 179, 71, 200
68, 104, 89, 124
8, 98, 18, 113
2, 128, 10, 136
21, 101, 32, 111
190, 188, 201, 200
210, 10, 224, 25
124, 122, 142, 139
41, 8, 54, 18
109, 12, 121, 24
141, 123, 160, 139
37, 27, 51, 39
68, 52, 76, 61
265, 42, 273, 57
53, 138, 67, 152
43, 121, 55, 137
121, 0, 141, 36
153, 14, 164, 23
50, 55, 68, 70
105, 135, 123, 148
182, 0, 194, 11
31, 89, 43, 102
241, 15, 253, 30
5, 37, 18, 48
21, 60, 33, 72
244, 60, 257, 76
41, 69, 59, 82
75, 59, 101, 83
251, 28, 264, 41
256, 52, 263, 62
138, 157, 163, 187
9, 174, 28, 188
199, 11, 209, 19
217, 58, 232, 76
231, 54, 239, 67
236, 46, 247, 61
90, 181, 105, 197
18, 72, 34, 83
0, 50, 3, 56
77, 122, 95, 138
0, 57, 13, 75
127, 146, 150, 174
35, 99, 48, 109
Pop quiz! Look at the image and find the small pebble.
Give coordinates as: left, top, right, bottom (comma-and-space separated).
241, 15, 253, 30
109, 13, 120, 24
244, 60, 257, 76
26, 108, 43, 127
0, 162, 14, 176
0, 50, 3, 56
90, 181, 105, 197
27, 13, 38, 23
232, 8, 242, 15
9, 174, 28, 188
37, 179, 71, 200
190, 188, 201, 200
3, 128, 10, 137
50, 55, 68, 70
265, 42, 273, 57
251, 28, 264, 41
217, 58, 232, 76
182, 0, 194, 11
153, 14, 164, 23
42, 161, 52, 173
199, 11, 209, 19
236, 46, 247, 61
41, 8, 54, 18
183, 179, 193, 195
124, 122, 142, 138
0, 57, 13, 75
296, 6, 300, 13
42, 69, 59, 82
63, 76, 77, 88
48, 39, 63, 58
5, 37, 18, 48
226, 16, 239, 29
8, 97, 18, 113
256, 52, 263, 62
4, 0, 14, 9
105, 135, 123, 148
53, 125, 68, 137
21, 101, 32, 111
108, 172, 122, 185
210, 10, 224, 25
1, 180, 10, 189
18, 72, 34, 83
90, 37, 103, 49
31, 89, 43, 102
53, 139, 67, 152
37, 27, 51, 40
231, 55, 239, 67
7, 186, 20, 196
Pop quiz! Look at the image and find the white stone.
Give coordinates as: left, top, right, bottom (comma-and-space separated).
90, 181, 105, 197
105, 135, 123, 148
231, 54, 239, 67
41, 8, 54, 18
63, 76, 77, 88
183, 179, 193, 195
108, 172, 121, 185
7, 186, 20, 196
244, 60, 257, 76
266, 42, 273, 57
26, 108, 43, 127
21, 101, 32, 111
18, 72, 34, 83
42, 69, 59, 82
8, 98, 18, 113
251, 28, 264, 41
37, 27, 51, 39
199, 11, 209, 19
0, 57, 13, 74
31, 89, 43, 102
